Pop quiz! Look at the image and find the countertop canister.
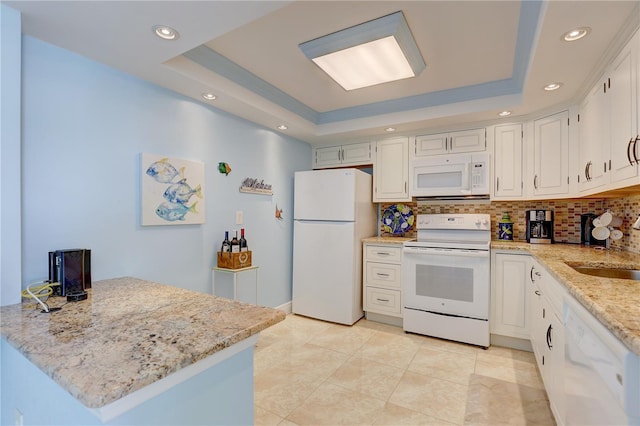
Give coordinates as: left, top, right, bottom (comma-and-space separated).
498, 212, 514, 240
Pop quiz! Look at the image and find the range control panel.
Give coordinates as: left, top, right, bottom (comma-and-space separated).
416, 214, 491, 231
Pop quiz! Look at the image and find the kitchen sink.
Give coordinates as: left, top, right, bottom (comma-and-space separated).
570, 266, 640, 280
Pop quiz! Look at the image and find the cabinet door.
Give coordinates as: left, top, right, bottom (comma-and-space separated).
533, 111, 569, 196
314, 146, 342, 168
449, 128, 486, 153
548, 309, 565, 424
578, 82, 608, 192
493, 124, 523, 198
609, 37, 638, 184
373, 137, 410, 202
492, 254, 529, 339
414, 133, 448, 156
528, 260, 545, 361
341, 142, 372, 166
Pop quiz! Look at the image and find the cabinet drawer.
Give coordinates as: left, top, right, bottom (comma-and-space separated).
365, 287, 401, 316
365, 262, 401, 288
365, 245, 402, 263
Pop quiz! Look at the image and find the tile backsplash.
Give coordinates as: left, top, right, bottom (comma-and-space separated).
380, 193, 640, 253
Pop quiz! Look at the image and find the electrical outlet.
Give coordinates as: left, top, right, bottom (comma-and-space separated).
235, 210, 243, 225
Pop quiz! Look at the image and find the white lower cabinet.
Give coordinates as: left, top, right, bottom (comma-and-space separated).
528, 258, 565, 426
363, 243, 403, 322
492, 253, 565, 425
491, 252, 530, 339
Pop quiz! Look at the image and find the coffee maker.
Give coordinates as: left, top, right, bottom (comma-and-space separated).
580, 213, 607, 247
526, 210, 554, 244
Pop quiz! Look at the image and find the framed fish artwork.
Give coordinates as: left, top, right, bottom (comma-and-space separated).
141, 153, 205, 225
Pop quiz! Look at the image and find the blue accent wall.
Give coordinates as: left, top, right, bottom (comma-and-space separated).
0, 4, 23, 307
19, 36, 311, 306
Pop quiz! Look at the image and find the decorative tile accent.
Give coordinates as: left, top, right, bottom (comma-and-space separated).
380, 194, 639, 253
604, 194, 640, 254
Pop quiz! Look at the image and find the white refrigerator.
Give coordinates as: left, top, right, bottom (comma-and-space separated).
292, 168, 377, 325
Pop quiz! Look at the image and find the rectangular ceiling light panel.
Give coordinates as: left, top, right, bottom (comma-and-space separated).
300, 11, 425, 91
312, 36, 416, 91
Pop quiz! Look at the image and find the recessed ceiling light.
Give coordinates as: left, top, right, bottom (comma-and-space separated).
152, 25, 179, 41
385, 127, 396, 132
543, 83, 563, 91
277, 125, 288, 130
202, 93, 217, 101
563, 27, 591, 42
498, 111, 512, 117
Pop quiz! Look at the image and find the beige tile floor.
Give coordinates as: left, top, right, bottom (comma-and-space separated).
254, 314, 555, 426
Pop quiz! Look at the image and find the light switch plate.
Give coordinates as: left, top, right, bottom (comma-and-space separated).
235, 210, 243, 225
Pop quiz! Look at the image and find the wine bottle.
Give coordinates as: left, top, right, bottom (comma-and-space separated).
221, 231, 231, 253
230, 229, 240, 253
239, 228, 248, 252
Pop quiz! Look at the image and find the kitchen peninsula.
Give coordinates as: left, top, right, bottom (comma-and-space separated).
0, 277, 285, 425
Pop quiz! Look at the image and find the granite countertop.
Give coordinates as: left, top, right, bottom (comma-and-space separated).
0, 277, 285, 408
362, 236, 415, 244
492, 241, 640, 355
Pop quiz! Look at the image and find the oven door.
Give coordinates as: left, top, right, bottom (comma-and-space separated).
403, 246, 490, 319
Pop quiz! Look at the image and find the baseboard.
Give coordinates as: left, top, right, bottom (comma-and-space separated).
276, 301, 292, 314
364, 311, 403, 327
490, 334, 533, 352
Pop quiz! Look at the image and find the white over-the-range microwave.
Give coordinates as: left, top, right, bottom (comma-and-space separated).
410, 152, 490, 197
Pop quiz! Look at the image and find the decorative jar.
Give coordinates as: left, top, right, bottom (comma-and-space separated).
498, 212, 514, 241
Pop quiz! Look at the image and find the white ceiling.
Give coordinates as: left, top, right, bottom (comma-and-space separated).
4, 1, 640, 146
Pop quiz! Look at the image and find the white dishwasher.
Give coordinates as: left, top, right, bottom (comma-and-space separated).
564, 295, 640, 425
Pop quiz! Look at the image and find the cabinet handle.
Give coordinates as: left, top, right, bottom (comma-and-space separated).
405, 181, 408, 193
534, 175, 538, 190
376, 252, 391, 256
634, 136, 640, 164
496, 177, 500, 192
546, 324, 553, 349
376, 273, 390, 277
586, 161, 592, 181
604, 161, 607, 173
376, 298, 390, 303
535, 290, 541, 296
530, 266, 535, 282
628, 138, 635, 165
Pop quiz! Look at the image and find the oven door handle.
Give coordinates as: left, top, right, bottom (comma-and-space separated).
403, 247, 489, 258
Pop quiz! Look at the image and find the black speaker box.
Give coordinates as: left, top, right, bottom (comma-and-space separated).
49, 249, 91, 296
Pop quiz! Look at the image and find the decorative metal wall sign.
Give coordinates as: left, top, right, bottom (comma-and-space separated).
239, 177, 273, 195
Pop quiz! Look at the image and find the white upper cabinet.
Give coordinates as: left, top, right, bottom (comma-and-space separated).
414, 128, 485, 157
578, 29, 639, 193
493, 123, 523, 199
373, 137, 410, 202
609, 32, 638, 184
579, 81, 609, 192
313, 142, 372, 169
532, 111, 570, 197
